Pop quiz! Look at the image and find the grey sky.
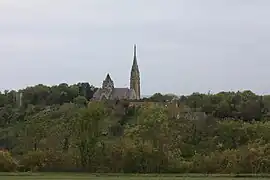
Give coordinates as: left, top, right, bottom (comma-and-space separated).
0, 0, 270, 95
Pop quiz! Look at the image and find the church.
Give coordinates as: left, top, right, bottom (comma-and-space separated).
92, 45, 141, 101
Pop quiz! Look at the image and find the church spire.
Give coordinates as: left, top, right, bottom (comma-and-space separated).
132, 44, 139, 71
134, 44, 137, 58
102, 73, 114, 89
130, 44, 140, 100
105, 73, 112, 81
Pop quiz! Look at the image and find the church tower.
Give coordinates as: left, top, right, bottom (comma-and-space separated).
130, 44, 141, 100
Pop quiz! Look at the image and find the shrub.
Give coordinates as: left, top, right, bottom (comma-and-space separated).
0, 150, 18, 172
19, 150, 47, 172
19, 150, 79, 172
187, 143, 270, 174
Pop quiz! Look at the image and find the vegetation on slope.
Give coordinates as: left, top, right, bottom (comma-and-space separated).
1, 83, 270, 173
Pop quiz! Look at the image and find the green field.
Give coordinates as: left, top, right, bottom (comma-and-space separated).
0, 174, 268, 180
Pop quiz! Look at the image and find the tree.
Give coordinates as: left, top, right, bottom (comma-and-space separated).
73, 96, 87, 107
75, 102, 108, 169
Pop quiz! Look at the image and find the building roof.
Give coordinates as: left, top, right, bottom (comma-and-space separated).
92, 88, 136, 100
111, 88, 134, 99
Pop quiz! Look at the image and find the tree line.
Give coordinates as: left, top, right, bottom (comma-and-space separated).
1, 83, 270, 173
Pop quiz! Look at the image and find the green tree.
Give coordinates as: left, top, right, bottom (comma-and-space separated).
75, 102, 108, 170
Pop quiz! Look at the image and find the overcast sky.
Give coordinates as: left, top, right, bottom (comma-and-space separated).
0, 0, 270, 95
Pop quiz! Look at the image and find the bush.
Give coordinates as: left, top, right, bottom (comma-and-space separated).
19, 150, 47, 172
42, 151, 80, 172
114, 140, 168, 173
0, 150, 18, 172
187, 143, 270, 174
19, 150, 79, 172
166, 158, 192, 173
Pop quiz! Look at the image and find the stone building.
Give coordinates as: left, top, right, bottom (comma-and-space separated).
92, 45, 141, 100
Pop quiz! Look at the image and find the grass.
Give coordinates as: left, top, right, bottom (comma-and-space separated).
0, 173, 269, 180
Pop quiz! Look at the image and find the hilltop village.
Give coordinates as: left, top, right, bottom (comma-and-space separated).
0, 45, 270, 174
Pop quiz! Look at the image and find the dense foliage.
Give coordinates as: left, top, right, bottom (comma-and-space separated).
1, 83, 270, 174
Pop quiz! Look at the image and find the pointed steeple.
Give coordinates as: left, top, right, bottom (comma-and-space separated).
103, 73, 114, 89
105, 73, 112, 82
132, 44, 139, 71
130, 44, 141, 100
134, 44, 137, 58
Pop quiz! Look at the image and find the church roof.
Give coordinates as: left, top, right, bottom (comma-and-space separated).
92, 88, 135, 100
112, 88, 134, 99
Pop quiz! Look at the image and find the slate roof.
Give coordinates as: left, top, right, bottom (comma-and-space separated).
92, 88, 136, 100
111, 88, 134, 99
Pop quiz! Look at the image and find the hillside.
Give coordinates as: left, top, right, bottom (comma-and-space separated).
1, 83, 270, 173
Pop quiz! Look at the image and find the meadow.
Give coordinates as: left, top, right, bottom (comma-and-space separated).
0, 173, 268, 180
